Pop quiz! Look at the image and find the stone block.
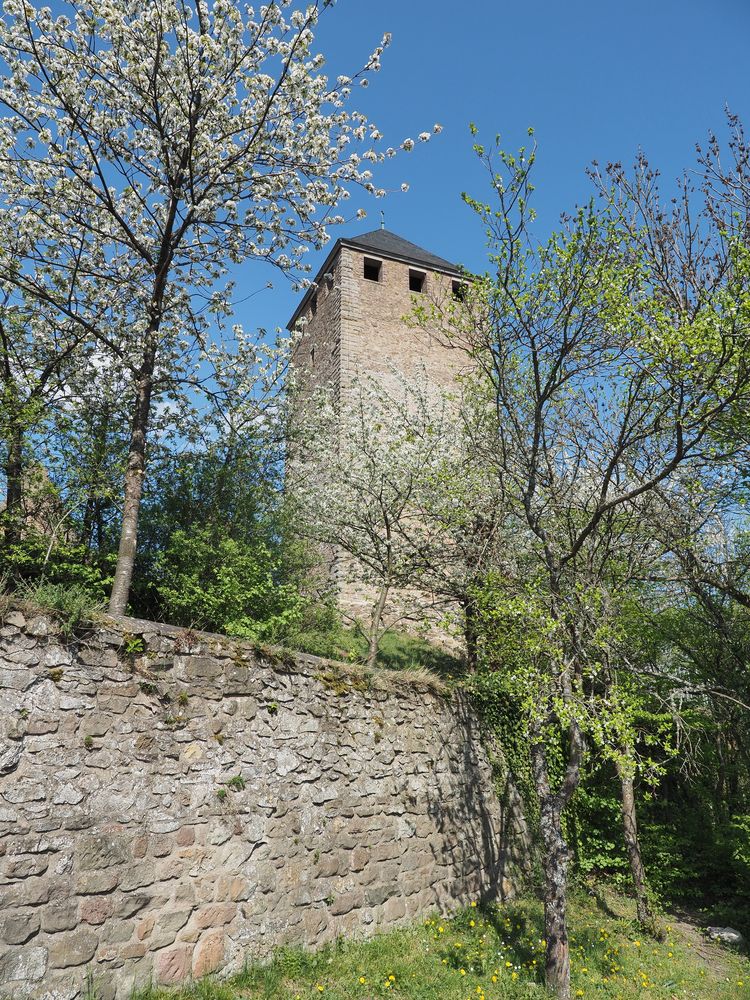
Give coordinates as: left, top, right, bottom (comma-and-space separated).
0, 945, 47, 984
48, 929, 99, 968
0, 908, 40, 944
184, 656, 223, 681
330, 890, 363, 916
192, 902, 237, 930
78, 833, 129, 871
4, 875, 50, 907
115, 893, 151, 919
154, 944, 193, 984
79, 894, 115, 925
2, 852, 49, 879
41, 901, 78, 933
192, 929, 225, 977
0, 741, 22, 775
76, 870, 120, 895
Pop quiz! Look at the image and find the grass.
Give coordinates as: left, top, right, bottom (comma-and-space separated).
128, 891, 750, 1000
288, 625, 463, 677
3, 580, 104, 635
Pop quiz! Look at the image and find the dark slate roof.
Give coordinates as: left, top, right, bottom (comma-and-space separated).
287, 228, 461, 329
341, 229, 460, 275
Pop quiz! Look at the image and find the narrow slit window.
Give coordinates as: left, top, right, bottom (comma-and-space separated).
409, 269, 426, 293
310, 293, 318, 317
363, 257, 382, 282
310, 346, 315, 367
452, 279, 466, 301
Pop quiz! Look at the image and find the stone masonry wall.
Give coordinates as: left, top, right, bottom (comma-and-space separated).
0, 609, 526, 999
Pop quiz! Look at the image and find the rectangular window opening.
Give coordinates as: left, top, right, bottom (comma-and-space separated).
310, 293, 318, 317
452, 279, 466, 301
310, 345, 315, 367
363, 257, 382, 282
409, 269, 426, 293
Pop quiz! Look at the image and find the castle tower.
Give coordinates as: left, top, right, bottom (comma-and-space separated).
288, 229, 466, 636
287, 228, 465, 404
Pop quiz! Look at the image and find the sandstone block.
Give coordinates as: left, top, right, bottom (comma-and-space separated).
0, 908, 40, 944
48, 929, 98, 968
78, 833, 128, 871
192, 929, 225, 977
79, 894, 114, 925
192, 902, 237, 929
154, 944, 193, 984
330, 890, 363, 916
2, 852, 49, 879
41, 901, 78, 933
76, 870, 120, 895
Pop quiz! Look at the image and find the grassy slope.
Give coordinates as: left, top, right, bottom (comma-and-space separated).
134, 892, 750, 1000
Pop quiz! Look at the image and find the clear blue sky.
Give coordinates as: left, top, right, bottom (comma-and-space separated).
241, 0, 750, 338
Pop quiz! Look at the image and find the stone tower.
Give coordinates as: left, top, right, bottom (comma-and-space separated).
287, 228, 465, 405
288, 228, 466, 633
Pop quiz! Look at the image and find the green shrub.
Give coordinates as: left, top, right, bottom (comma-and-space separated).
17, 579, 104, 634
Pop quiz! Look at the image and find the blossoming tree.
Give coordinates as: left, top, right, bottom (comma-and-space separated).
0, 0, 414, 612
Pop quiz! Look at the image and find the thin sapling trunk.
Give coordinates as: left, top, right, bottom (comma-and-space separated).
616, 760, 659, 935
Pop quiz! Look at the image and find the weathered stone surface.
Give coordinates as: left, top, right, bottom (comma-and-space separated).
0, 612, 525, 1000
707, 926, 745, 945
193, 930, 225, 977
0, 739, 22, 775
0, 909, 40, 944
41, 902, 78, 933
79, 895, 115, 925
154, 945, 193, 984
47, 930, 99, 969
0, 946, 47, 984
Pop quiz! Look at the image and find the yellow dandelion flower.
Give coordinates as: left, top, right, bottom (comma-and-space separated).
359, 977, 366, 985
459, 968, 466, 976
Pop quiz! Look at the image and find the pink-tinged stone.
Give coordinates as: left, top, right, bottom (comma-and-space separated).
192, 930, 225, 977
176, 826, 195, 847
154, 945, 193, 984
192, 902, 236, 929
136, 915, 155, 940
79, 895, 114, 925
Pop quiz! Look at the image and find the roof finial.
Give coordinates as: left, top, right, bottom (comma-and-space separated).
380, 210, 385, 230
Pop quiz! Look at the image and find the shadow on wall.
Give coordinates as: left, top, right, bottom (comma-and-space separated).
422, 695, 531, 907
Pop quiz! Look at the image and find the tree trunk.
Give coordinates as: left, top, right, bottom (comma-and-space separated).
82, 404, 112, 555
108, 347, 156, 615
463, 594, 479, 672
3, 421, 24, 547
529, 715, 583, 1000
538, 795, 571, 1000
366, 581, 390, 669
616, 761, 654, 929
